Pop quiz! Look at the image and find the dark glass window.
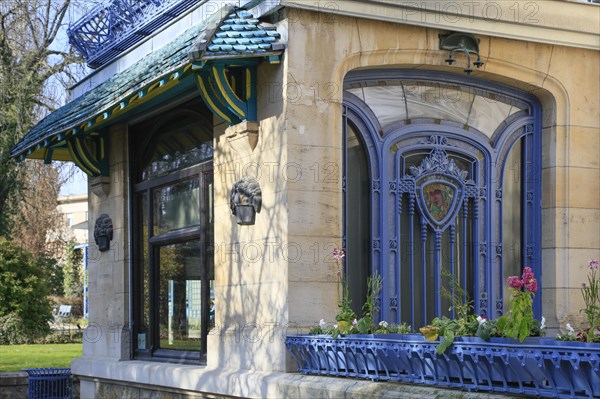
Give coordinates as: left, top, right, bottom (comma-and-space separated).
345, 122, 371, 316
131, 99, 213, 363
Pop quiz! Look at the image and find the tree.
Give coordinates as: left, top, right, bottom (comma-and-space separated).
0, 239, 52, 343
63, 241, 83, 298
37, 256, 65, 297
11, 159, 70, 258
0, 0, 84, 239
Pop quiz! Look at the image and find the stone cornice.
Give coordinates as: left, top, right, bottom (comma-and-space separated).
281, 0, 600, 50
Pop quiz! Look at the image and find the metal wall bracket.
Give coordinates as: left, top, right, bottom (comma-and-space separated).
439, 32, 484, 74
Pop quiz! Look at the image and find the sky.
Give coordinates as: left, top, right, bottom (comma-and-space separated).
60, 167, 87, 196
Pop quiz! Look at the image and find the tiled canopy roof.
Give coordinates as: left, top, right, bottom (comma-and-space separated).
189, 6, 285, 64
11, 5, 285, 163
10, 23, 203, 160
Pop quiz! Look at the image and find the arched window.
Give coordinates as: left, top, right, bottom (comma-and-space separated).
131, 98, 213, 363
343, 70, 542, 328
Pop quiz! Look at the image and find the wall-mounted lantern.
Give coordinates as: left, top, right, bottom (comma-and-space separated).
94, 214, 113, 252
439, 32, 484, 75
230, 177, 262, 225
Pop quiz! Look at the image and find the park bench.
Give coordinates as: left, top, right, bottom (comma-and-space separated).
54, 305, 72, 322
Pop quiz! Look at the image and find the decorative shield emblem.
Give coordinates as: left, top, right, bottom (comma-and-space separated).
416, 177, 464, 230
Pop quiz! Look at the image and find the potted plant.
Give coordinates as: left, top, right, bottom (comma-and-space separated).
287, 258, 599, 398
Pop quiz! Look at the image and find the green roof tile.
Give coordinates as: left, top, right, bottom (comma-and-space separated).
11, 22, 206, 159
189, 6, 286, 61
13, 4, 286, 160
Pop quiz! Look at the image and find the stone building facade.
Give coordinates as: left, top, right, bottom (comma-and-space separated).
11, 1, 599, 397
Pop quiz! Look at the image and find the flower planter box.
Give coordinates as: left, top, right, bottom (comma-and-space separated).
286, 334, 600, 399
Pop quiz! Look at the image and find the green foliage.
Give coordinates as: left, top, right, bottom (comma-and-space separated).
375, 322, 412, 334
355, 273, 383, 334
321, 272, 386, 336
430, 270, 478, 354
36, 330, 83, 344
475, 319, 498, 341
335, 283, 357, 325
63, 242, 83, 298
498, 290, 534, 342
37, 256, 64, 296
580, 261, 599, 333
0, 239, 52, 343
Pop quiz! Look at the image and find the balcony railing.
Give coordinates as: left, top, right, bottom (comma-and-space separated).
67, 0, 204, 68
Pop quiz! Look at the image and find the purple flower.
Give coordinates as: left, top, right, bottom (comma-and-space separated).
332, 247, 346, 262
525, 278, 538, 293
507, 276, 523, 290
589, 259, 599, 270
521, 266, 534, 281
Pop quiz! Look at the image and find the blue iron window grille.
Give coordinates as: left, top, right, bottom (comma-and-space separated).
343, 70, 542, 328
68, 0, 203, 68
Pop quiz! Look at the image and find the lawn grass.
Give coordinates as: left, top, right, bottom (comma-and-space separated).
0, 343, 82, 372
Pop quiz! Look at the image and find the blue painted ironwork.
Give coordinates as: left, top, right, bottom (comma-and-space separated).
343, 69, 543, 327
68, 0, 203, 68
286, 335, 600, 399
24, 368, 73, 399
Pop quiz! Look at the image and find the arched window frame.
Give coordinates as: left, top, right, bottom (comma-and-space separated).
343, 70, 543, 325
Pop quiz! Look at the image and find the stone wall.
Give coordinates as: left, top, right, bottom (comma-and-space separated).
0, 372, 27, 399
283, 9, 600, 332
80, 372, 525, 399
71, 3, 598, 398
85, 122, 131, 362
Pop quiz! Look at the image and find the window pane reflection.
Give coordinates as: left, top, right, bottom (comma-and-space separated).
159, 241, 202, 351
139, 192, 150, 348
141, 124, 213, 181
346, 122, 370, 316
153, 178, 200, 235
502, 138, 523, 309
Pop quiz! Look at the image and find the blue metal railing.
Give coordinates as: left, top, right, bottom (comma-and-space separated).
286, 334, 600, 399
67, 0, 203, 68
23, 368, 72, 399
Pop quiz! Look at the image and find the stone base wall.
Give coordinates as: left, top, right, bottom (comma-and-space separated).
80, 378, 237, 399
78, 373, 525, 399
0, 372, 27, 399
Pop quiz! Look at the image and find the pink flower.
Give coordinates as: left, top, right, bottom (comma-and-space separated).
507, 276, 523, 289
525, 278, 538, 293
521, 266, 534, 281
332, 247, 346, 262
589, 259, 599, 270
